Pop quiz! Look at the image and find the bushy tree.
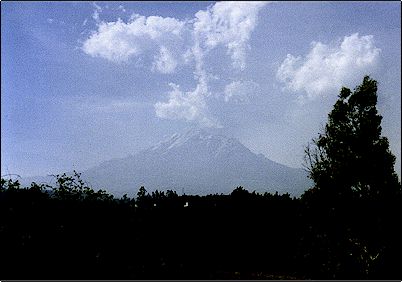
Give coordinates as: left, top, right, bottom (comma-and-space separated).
304, 76, 401, 199
1, 177, 22, 191
302, 76, 401, 278
52, 171, 113, 202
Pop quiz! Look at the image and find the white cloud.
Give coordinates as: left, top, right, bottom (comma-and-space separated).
92, 2, 102, 22
82, 1, 268, 126
194, 1, 267, 70
92, 10, 100, 22
82, 16, 186, 64
224, 80, 260, 104
82, 1, 266, 70
152, 46, 178, 74
47, 18, 54, 24
155, 83, 219, 128
83, 20, 139, 63
277, 33, 381, 100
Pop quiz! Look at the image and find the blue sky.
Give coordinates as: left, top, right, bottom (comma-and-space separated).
1, 1, 401, 178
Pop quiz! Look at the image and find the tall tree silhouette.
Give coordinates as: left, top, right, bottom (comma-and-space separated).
304, 76, 400, 199
302, 76, 401, 278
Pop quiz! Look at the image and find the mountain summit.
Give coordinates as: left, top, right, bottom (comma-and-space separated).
80, 128, 312, 197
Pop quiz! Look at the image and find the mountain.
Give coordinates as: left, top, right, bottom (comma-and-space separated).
76, 128, 312, 197
20, 128, 312, 197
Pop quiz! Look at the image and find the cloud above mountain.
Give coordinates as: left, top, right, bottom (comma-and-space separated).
152, 46, 178, 74
193, 1, 267, 71
82, 5, 382, 129
82, 1, 267, 127
154, 82, 219, 128
277, 33, 381, 101
224, 80, 261, 104
82, 15, 186, 63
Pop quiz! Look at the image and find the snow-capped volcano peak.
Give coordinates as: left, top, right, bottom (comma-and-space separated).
149, 127, 245, 157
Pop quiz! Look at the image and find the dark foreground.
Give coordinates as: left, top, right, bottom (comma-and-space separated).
1, 174, 401, 280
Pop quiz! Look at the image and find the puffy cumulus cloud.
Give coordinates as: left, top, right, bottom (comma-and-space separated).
82, 16, 186, 63
152, 46, 178, 74
82, 1, 268, 127
155, 83, 219, 128
82, 1, 266, 70
224, 80, 261, 104
277, 33, 381, 100
83, 19, 138, 62
194, 1, 267, 70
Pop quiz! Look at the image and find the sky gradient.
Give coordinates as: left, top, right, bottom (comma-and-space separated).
1, 1, 401, 178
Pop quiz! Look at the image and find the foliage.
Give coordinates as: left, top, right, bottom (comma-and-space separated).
52, 171, 113, 202
0, 169, 400, 279
302, 76, 402, 278
304, 76, 401, 199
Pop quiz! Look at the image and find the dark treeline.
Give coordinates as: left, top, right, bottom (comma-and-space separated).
0, 174, 400, 279
1, 76, 401, 279
0, 176, 300, 279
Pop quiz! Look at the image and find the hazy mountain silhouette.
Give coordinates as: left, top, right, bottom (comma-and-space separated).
74, 128, 311, 197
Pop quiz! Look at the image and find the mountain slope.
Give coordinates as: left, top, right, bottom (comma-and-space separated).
80, 128, 312, 197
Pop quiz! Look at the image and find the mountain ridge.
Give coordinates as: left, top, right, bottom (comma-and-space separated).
21, 128, 312, 197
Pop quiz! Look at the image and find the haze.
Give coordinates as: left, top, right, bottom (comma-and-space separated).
1, 1, 400, 179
